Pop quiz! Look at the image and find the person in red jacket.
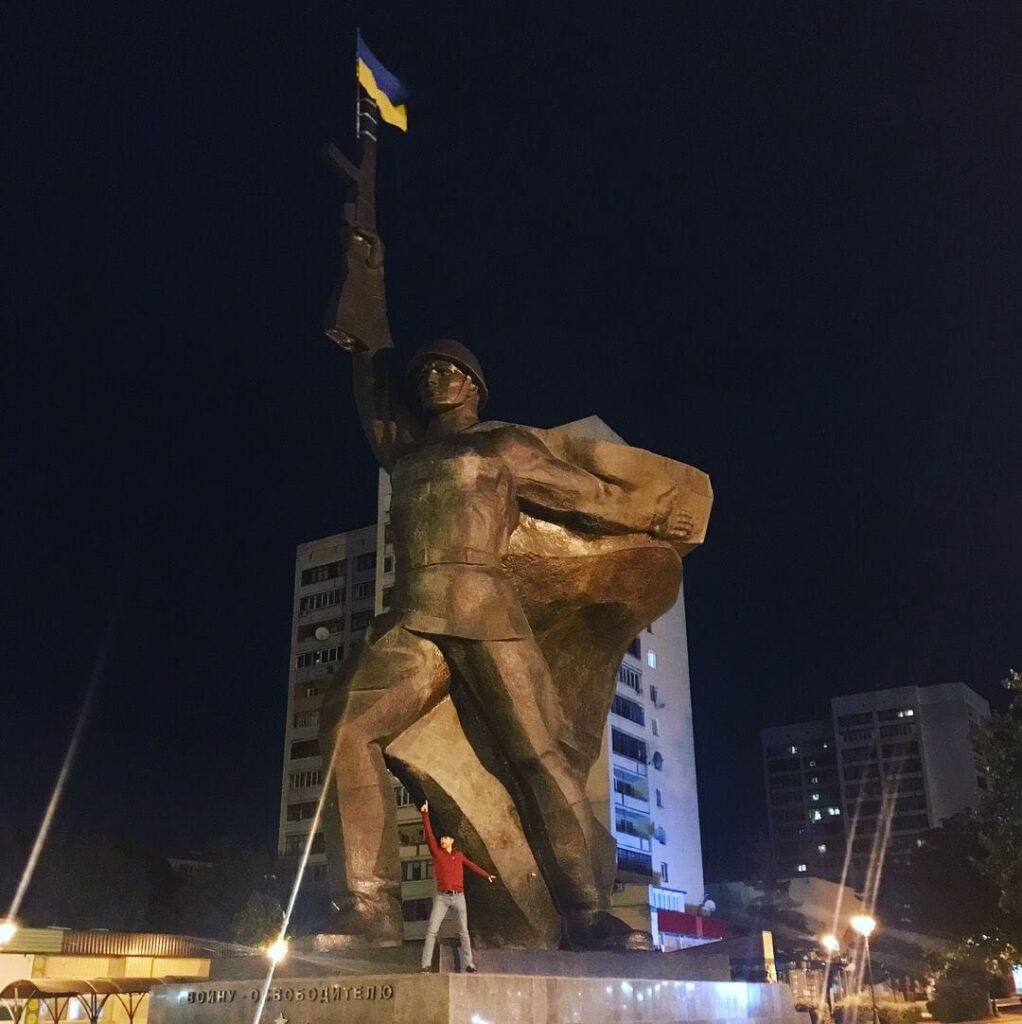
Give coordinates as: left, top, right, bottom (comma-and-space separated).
419, 801, 495, 973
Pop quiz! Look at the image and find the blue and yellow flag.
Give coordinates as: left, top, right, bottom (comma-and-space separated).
356, 31, 408, 132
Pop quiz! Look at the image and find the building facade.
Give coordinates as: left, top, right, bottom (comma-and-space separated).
762, 683, 990, 881
278, 416, 706, 938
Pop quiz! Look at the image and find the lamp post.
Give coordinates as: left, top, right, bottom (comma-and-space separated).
851, 915, 879, 1024
821, 935, 840, 1014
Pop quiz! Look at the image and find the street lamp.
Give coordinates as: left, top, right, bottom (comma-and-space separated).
0, 921, 18, 946
265, 937, 289, 964
851, 915, 879, 1024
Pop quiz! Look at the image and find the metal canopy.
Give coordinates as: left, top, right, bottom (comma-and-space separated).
0, 977, 202, 1024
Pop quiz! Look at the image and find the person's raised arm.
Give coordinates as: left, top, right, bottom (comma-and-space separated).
501, 429, 693, 541
420, 801, 440, 856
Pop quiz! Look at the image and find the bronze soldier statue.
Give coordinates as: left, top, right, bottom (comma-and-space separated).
318, 141, 710, 949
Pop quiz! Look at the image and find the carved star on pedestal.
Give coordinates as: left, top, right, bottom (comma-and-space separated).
273, 1014, 288, 1024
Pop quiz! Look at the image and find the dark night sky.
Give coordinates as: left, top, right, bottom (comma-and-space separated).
3, 3, 1020, 884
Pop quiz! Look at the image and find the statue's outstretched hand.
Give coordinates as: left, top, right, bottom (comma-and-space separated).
653, 505, 695, 542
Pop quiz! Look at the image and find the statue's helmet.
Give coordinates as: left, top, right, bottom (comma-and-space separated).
405, 339, 489, 409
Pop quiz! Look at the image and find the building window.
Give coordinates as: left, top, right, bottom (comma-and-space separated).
297, 616, 343, 641
655, 788, 663, 808
289, 769, 323, 789
352, 581, 374, 600
311, 864, 328, 881
395, 785, 413, 807
628, 637, 641, 659
615, 808, 651, 838
350, 609, 373, 631
646, 650, 657, 669
292, 709, 320, 729
660, 862, 669, 884
613, 767, 649, 801
296, 645, 343, 669
286, 801, 318, 822
301, 560, 345, 586
302, 684, 319, 698
651, 751, 664, 771
382, 586, 394, 609
355, 552, 376, 572
611, 728, 647, 764
817, 843, 827, 854
401, 859, 433, 882
611, 694, 645, 727
617, 849, 653, 876
878, 707, 915, 722
651, 718, 659, 737
290, 738, 320, 760
649, 684, 659, 706
837, 712, 872, 727
384, 556, 393, 573
827, 806, 841, 816
796, 863, 808, 873
789, 745, 799, 755
618, 664, 642, 694
284, 832, 323, 855
811, 792, 820, 802
298, 588, 342, 614
402, 898, 432, 922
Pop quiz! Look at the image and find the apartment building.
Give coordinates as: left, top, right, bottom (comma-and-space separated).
762, 682, 990, 881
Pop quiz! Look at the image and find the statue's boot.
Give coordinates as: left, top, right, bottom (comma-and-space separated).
314, 893, 404, 949
564, 909, 653, 951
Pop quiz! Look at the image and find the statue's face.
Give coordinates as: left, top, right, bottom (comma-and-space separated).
440, 836, 455, 853
415, 359, 478, 413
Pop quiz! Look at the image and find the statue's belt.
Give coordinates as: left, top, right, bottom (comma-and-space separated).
404, 546, 503, 569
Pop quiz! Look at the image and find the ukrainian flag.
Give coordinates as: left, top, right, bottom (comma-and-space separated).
356, 31, 408, 132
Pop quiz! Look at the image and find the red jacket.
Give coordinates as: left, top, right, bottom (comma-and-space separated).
422, 810, 490, 892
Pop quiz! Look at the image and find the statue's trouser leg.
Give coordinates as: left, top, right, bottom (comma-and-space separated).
320, 625, 450, 926
442, 637, 611, 914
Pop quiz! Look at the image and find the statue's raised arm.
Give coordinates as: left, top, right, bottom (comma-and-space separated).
324, 140, 421, 471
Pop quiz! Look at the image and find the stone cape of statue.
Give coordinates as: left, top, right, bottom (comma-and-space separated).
316, 155, 712, 952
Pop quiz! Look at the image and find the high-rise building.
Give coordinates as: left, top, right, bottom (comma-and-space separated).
762, 683, 990, 881
277, 523, 380, 888
278, 416, 705, 941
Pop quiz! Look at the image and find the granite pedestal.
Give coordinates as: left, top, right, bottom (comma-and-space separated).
151, 958, 807, 1024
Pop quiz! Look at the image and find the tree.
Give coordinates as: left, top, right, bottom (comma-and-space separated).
230, 891, 284, 947
976, 669, 1022, 933
876, 811, 1001, 942
164, 844, 283, 942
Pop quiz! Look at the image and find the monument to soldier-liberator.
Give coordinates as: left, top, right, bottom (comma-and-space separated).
150, 36, 805, 1024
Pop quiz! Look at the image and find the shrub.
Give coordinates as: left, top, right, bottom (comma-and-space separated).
832, 1001, 923, 1024
928, 956, 991, 1023
877, 1005, 924, 1024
